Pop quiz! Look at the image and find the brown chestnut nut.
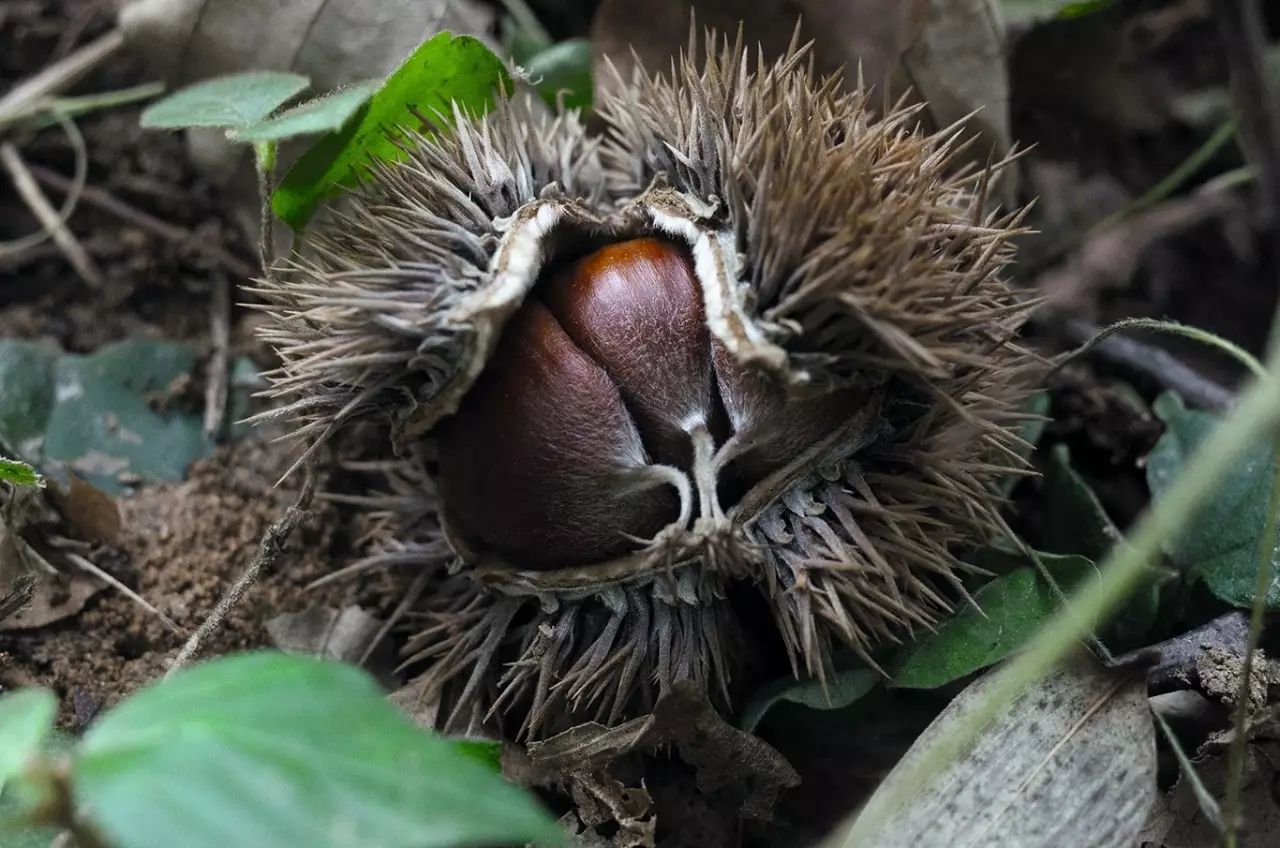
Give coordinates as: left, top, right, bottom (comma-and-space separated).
435, 298, 680, 570
544, 237, 721, 469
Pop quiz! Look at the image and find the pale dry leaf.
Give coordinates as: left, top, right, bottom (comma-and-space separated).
851, 657, 1156, 848
899, 0, 1013, 191
1140, 740, 1280, 848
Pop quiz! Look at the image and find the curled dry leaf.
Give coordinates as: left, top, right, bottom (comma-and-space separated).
847, 657, 1155, 848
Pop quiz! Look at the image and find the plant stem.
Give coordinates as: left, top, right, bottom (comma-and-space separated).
1222, 439, 1280, 846
831, 360, 1280, 846
253, 141, 278, 279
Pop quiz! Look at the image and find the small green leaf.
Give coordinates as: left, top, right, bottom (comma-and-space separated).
232, 82, 380, 142
523, 39, 593, 111
273, 33, 511, 229
1041, 444, 1122, 560
0, 459, 40, 487
738, 667, 879, 732
1147, 391, 1280, 609
892, 556, 1095, 689
0, 691, 56, 788
141, 72, 310, 130
75, 653, 563, 848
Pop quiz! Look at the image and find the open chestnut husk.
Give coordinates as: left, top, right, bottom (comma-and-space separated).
257, 34, 1039, 740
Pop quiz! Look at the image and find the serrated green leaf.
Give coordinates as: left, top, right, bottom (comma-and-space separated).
231, 82, 380, 142
1147, 391, 1280, 609
0, 459, 40, 487
523, 39, 592, 111
273, 33, 511, 229
0, 340, 212, 494
892, 555, 1095, 689
75, 653, 563, 848
0, 691, 56, 788
141, 72, 310, 130
1041, 444, 1122, 559
738, 667, 879, 732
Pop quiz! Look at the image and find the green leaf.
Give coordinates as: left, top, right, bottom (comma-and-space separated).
1147, 391, 1280, 609
273, 32, 511, 229
1041, 444, 1122, 560
1002, 0, 1113, 25
75, 653, 563, 848
0, 691, 56, 788
998, 391, 1050, 496
892, 556, 1095, 689
453, 739, 502, 771
0, 459, 39, 487
738, 667, 880, 732
231, 82, 381, 142
523, 39, 593, 111
141, 72, 310, 130
0, 341, 57, 458
0, 340, 213, 494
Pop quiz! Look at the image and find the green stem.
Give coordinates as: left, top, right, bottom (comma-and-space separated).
830, 363, 1280, 846
1222, 429, 1280, 846
1053, 316, 1267, 378
253, 141, 278, 279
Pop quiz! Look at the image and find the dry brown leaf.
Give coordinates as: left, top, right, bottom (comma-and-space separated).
48, 473, 121, 546
848, 657, 1156, 848
530, 681, 800, 821
591, 0, 914, 98
591, 0, 1010, 187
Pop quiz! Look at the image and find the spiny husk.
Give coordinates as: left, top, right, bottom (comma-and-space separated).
255, 33, 1040, 739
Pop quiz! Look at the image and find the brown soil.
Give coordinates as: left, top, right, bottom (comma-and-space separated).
0, 436, 412, 729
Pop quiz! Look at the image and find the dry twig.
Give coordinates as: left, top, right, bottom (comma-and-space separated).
26, 163, 258, 280
204, 271, 233, 440
166, 463, 318, 677
0, 141, 103, 286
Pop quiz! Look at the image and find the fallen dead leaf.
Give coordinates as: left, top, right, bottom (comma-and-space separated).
591, 0, 1011, 189
47, 473, 121, 546
530, 681, 800, 821
266, 604, 397, 684
846, 657, 1156, 848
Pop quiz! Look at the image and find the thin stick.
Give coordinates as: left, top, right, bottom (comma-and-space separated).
63, 551, 183, 635
203, 272, 232, 440
0, 142, 103, 286
0, 113, 88, 255
166, 464, 317, 677
0, 28, 124, 124
25, 163, 258, 280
